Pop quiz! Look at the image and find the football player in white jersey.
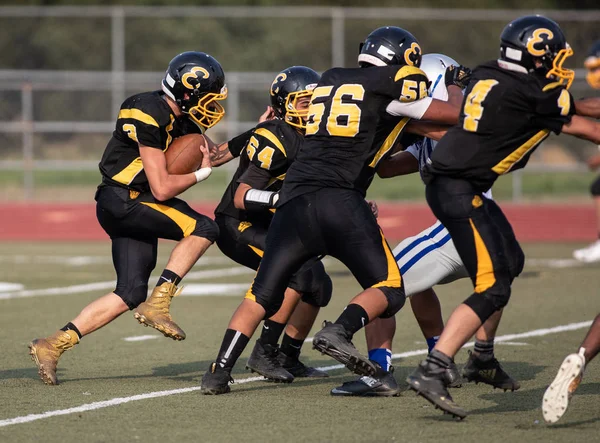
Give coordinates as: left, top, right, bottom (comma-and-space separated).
331, 54, 519, 397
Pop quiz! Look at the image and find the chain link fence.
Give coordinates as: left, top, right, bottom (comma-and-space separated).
0, 6, 598, 200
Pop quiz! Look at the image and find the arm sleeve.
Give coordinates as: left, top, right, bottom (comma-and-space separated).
531, 87, 575, 135
228, 128, 255, 158
386, 97, 433, 119
237, 163, 273, 189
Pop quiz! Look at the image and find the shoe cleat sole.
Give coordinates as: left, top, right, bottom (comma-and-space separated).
28, 343, 57, 386
312, 338, 376, 377
134, 313, 185, 341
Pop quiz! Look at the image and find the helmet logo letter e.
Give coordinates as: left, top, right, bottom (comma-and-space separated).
182, 67, 210, 89
526, 28, 554, 57
270, 73, 287, 96
404, 43, 422, 66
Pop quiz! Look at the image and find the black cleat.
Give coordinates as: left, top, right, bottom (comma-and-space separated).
246, 340, 294, 383
407, 361, 468, 419
444, 360, 463, 388
462, 351, 520, 391
278, 352, 329, 378
331, 363, 400, 397
312, 321, 377, 377
201, 362, 233, 395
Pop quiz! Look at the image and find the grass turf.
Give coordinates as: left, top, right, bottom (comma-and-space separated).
0, 241, 598, 442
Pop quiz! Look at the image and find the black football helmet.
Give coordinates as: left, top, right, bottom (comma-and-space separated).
162, 51, 227, 131
584, 40, 600, 89
270, 66, 320, 130
499, 15, 574, 88
358, 26, 422, 68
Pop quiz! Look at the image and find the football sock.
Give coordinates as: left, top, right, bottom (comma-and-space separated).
474, 338, 495, 360
335, 304, 369, 335
426, 336, 440, 353
368, 348, 392, 371
426, 349, 453, 370
280, 334, 305, 359
156, 269, 182, 287
259, 319, 286, 346
61, 322, 82, 339
216, 329, 250, 371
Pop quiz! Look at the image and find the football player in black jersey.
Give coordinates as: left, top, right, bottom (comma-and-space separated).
212, 66, 331, 382
28, 52, 227, 385
406, 16, 600, 419
201, 26, 465, 395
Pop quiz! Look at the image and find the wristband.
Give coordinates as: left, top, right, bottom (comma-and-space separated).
244, 189, 279, 212
194, 167, 212, 183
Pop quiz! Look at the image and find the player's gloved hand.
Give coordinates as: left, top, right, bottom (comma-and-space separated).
445, 65, 472, 89
259, 106, 275, 123
367, 200, 379, 219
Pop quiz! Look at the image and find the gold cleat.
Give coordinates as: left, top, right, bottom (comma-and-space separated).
133, 282, 186, 340
28, 330, 79, 385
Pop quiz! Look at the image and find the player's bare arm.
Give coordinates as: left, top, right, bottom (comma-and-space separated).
405, 121, 449, 141
140, 143, 210, 201
575, 97, 600, 119
561, 115, 600, 144
210, 107, 276, 168
377, 151, 419, 178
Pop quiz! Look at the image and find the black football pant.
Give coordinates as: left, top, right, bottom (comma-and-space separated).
245, 188, 404, 318
426, 176, 524, 323
95, 185, 219, 309
215, 214, 331, 307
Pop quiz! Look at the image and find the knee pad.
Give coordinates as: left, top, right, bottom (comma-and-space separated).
378, 286, 406, 318
463, 281, 511, 323
115, 282, 149, 310
591, 176, 600, 196
301, 274, 333, 308
191, 217, 219, 243
246, 283, 285, 319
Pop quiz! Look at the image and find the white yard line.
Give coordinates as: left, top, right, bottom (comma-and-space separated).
0, 319, 592, 428
0, 266, 253, 300
122, 335, 160, 342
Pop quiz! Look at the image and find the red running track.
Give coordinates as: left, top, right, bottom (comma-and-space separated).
0, 202, 594, 242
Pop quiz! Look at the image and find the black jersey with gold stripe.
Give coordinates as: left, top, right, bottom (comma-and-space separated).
426, 60, 575, 192
278, 65, 428, 204
99, 91, 201, 192
215, 119, 303, 222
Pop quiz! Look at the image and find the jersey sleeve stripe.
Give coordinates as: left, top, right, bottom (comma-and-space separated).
118, 108, 160, 127
254, 127, 287, 157
369, 117, 410, 168
491, 129, 549, 175
394, 66, 427, 82
542, 81, 564, 92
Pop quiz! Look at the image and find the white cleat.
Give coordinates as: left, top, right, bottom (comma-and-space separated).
542, 351, 585, 424
573, 240, 600, 263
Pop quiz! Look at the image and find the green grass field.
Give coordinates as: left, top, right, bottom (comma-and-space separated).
0, 241, 599, 442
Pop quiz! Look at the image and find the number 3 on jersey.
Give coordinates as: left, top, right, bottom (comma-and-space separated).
463, 80, 499, 132
305, 84, 365, 137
